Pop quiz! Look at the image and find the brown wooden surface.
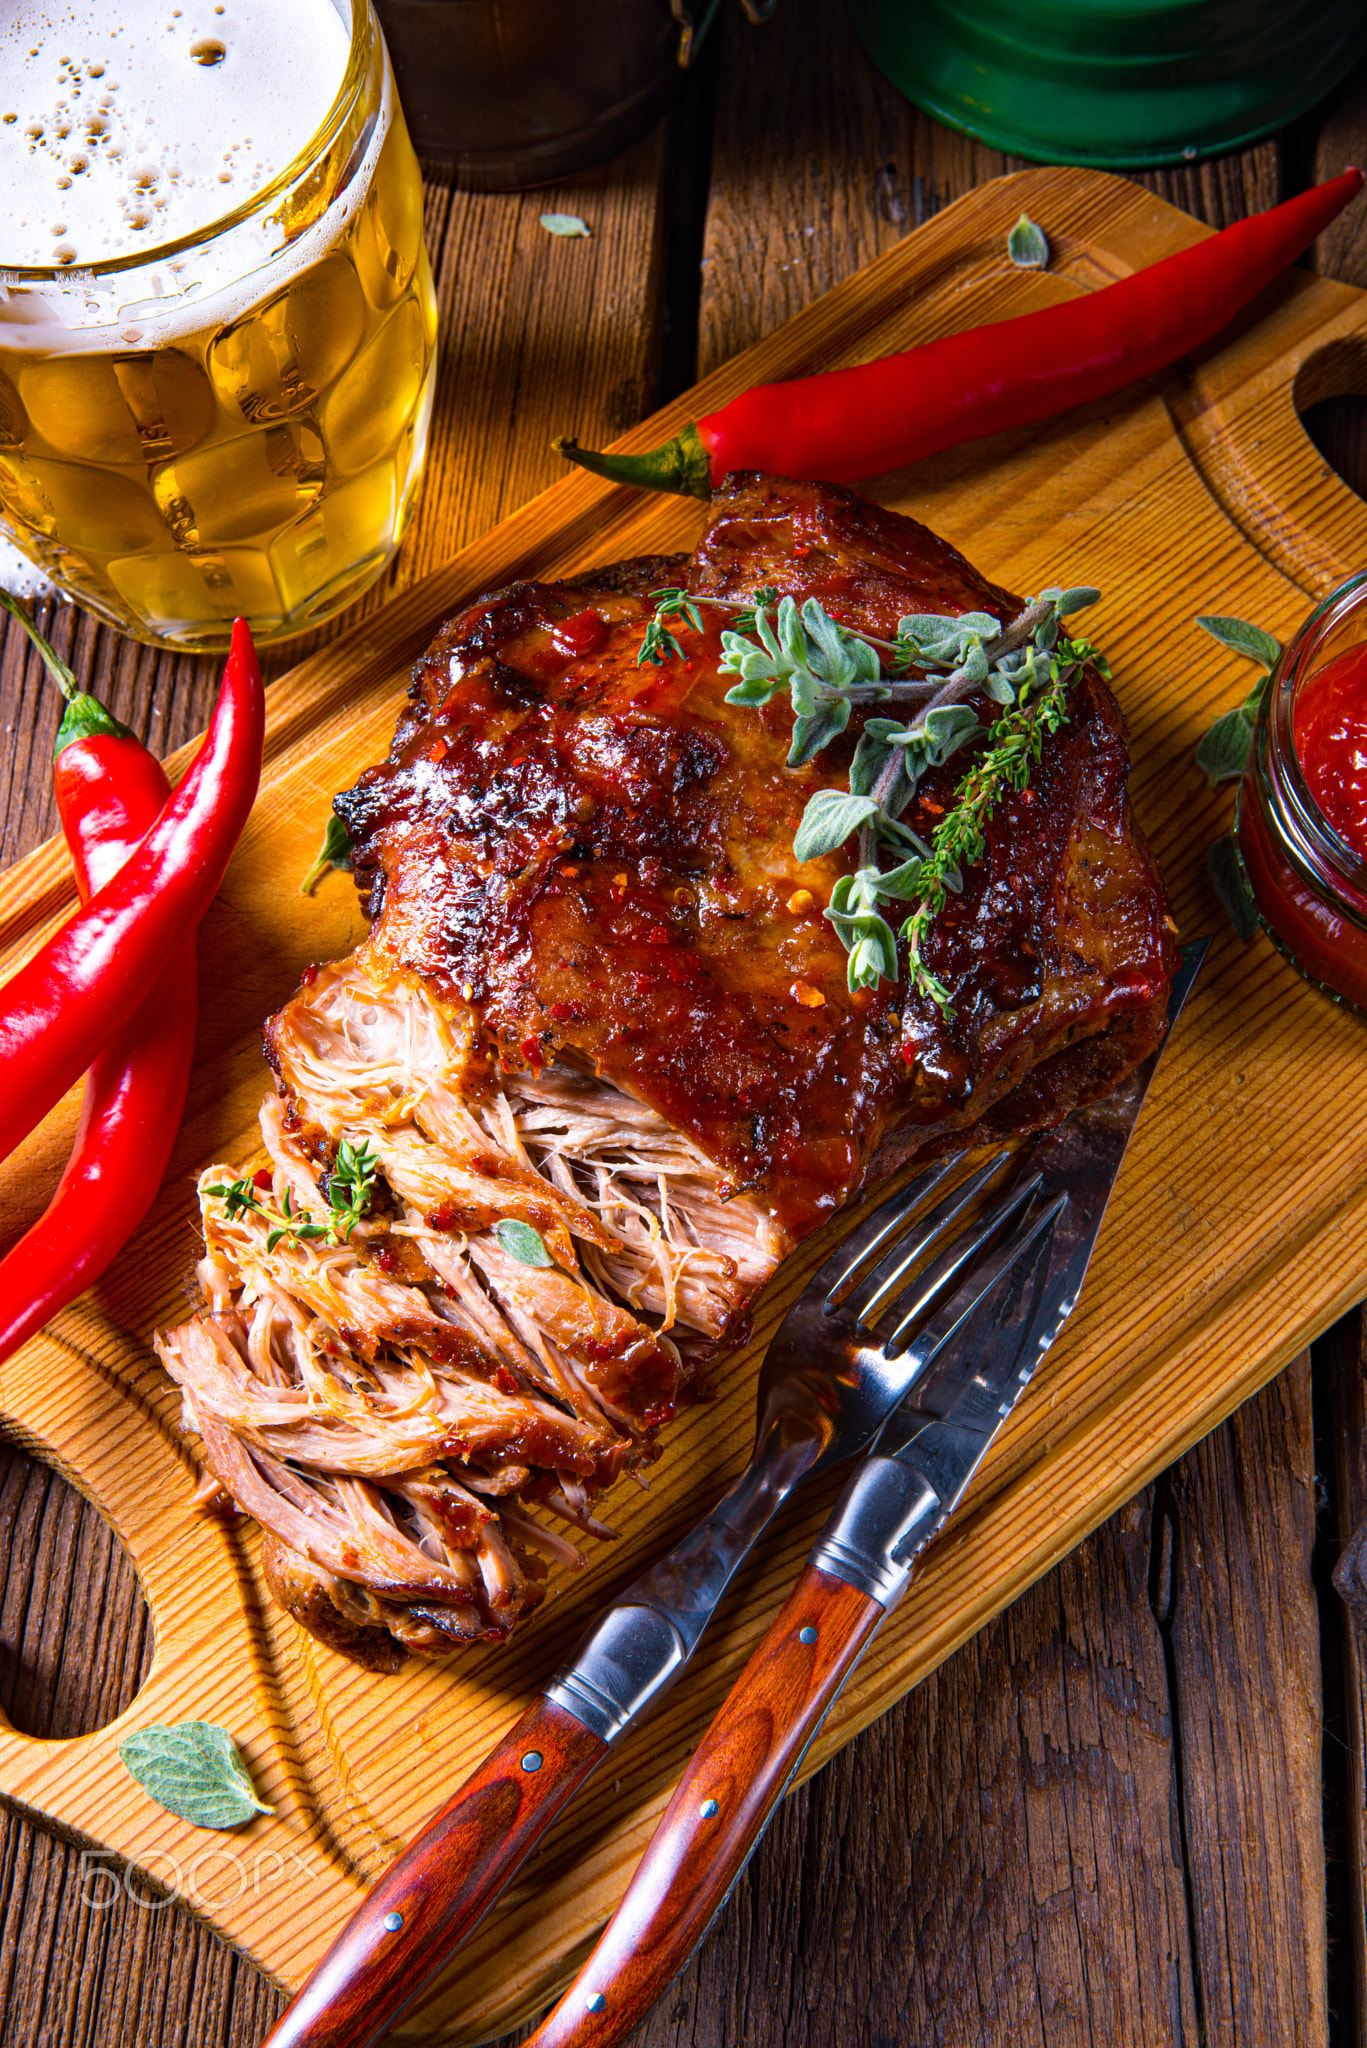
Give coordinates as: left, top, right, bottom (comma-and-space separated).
1, 6, 1366, 2044
2, 149, 1366, 2040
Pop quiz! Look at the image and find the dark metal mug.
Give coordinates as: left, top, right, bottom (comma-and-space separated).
375, 0, 776, 188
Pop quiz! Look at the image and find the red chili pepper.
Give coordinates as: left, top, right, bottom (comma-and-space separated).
555, 170, 1365, 497
0, 615, 262, 1163
0, 600, 199, 1363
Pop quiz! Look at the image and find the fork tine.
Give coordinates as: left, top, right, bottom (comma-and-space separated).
808, 1156, 960, 1306
848, 1157, 1031, 1327
882, 1186, 1068, 1363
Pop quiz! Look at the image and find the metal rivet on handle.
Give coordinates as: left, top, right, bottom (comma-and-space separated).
521, 1750, 543, 1772
586, 1992, 607, 2013
382, 1912, 403, 1933
699, 1798, 719, 1818
799, 1626, 817, 1645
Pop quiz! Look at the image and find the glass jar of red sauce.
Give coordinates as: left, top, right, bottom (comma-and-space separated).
1236, 568, 1367, 1014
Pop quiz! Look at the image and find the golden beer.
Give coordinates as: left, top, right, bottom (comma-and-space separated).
0, 0, 436, 650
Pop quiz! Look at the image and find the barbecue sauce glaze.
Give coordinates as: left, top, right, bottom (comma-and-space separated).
337, 476, 1176, 1241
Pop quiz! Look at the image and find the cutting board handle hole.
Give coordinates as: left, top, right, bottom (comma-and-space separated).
1295, 339, 1367, 505
0, 1439, 153, 1740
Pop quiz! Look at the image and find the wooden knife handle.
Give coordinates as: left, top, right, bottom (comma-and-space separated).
521, 1566, 884, 2048
260, 1694, 605, 2048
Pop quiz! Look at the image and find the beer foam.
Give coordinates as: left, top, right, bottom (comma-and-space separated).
0, 0, 353, 268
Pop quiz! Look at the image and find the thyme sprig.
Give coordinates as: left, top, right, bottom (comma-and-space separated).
899, 646, 1084, 1009
636, 584, 781, 665
638, 588, 705, 665
206, 1138, 382, 1254
634, 578, 1105, 1017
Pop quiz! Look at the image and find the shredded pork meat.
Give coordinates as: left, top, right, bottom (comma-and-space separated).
158, 950, 782, 1665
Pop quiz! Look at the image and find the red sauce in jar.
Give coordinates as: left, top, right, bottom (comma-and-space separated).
1294, 643, 1367, 856
1238, 633, 1367, 1015
1237, 782, 1367, 1010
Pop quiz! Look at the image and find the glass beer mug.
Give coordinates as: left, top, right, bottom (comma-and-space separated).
0, 0, 437, 650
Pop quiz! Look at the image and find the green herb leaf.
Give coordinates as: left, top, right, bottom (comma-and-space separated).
794, 789, 880, 861
722, 671, 780, 708
639, 614, 685, 666
894, 608, 1001, 671
540, 213, 590, 238
646, 586, 705, 635
1041, 585, 1100, 617
495, 1219, 554, 1267
788, 697, 852, 768
640, 581, 1102, 1015
118, 1722, 273, 1830
871, 856, 926, 899
301, 814, 353, 896
876, 814, 933, 860
1207, 833, 1260, 942
847, 921, 898, 988
1195, 704, 1256, 786
915, 703, 982, 764
730, 585, 780, 632
1195, 614, 1282, 670
898, 643, 1081, 1014
1007, 212, 1050, 269
328, 1137, 380, 1235
205, 1177, 262, 1222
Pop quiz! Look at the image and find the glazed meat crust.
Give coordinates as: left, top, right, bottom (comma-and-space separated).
337, 473, 1177, 1239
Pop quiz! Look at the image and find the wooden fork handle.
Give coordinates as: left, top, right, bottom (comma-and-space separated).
260, 1695, 605, 2048
520, 1566, 885, 2048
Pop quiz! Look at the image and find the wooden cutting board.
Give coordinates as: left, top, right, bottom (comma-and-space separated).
1, 163, 1366, 2044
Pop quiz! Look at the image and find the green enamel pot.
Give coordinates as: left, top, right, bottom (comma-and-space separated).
846, 0, 1367, 168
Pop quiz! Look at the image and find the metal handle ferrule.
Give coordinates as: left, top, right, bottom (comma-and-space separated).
543, 1603, 691, 1747
807, 1453, 943, 1608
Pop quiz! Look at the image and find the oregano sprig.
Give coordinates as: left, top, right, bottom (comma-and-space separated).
1192, 609, 1282, 939
1193, 613, 1280, 786
636, 577, 1106, 1017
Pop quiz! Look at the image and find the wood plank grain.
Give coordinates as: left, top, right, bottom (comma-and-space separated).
696, 0, 1280, 380
2, 24, 1360, 2039
1324, 1316, 1367, 2043
619, 1497, 1194, 2048
1159, 1357, 1326, 2046
0, 136, 1355, 2048
697, 0, 1019, 379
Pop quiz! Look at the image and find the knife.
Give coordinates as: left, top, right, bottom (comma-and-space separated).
514, 939, 1209, 2048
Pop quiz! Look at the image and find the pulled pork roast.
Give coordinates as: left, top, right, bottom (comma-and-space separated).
158, 474, 1177, 1669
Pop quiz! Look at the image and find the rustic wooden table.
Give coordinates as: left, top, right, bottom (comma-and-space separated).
3, 7, 1367, 2044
